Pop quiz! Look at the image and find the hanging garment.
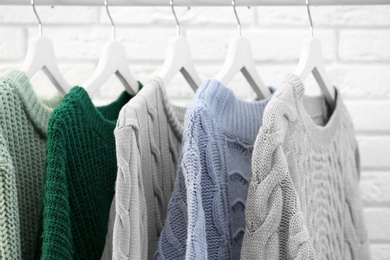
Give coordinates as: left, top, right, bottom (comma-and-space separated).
241, 74, 371, 260
39, 85, 138, 260
155, 80, 274, 260
0, 70, 62, 260
102, 77, 186, 260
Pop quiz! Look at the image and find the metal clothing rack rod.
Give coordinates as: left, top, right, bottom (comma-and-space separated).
0, 0, 389, 6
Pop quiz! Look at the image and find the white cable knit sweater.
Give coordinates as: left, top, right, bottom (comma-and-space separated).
101, 77, 186, 260
241, 74, 370, 260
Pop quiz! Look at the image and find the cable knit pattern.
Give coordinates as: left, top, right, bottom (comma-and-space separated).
241, 74, 371, 260
0, 70, 62, 260
40, 86, 134, 259
101, 76, 185, 260
156, 80, 273, 260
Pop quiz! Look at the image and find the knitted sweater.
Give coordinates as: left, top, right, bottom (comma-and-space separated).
156, 80, 273, 260
0, 70, 62, 260
241, 74, 370, 260
101, 76, 185, 260
40, 86, 134, 259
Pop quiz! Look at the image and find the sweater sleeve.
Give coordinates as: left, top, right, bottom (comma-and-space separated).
112, 125, 148, 260
41, 118, 73, 260
155, 104, 208, 260
241, 128, 312, 260
100, 197, 115, 260
0, 132, 21, 259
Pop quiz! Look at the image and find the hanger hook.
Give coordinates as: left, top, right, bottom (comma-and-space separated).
232, 0, 241, 36
105, 0, 115, 41
170, 0, 180, 36
31, 0, 42, 37
306, 0, 314, 37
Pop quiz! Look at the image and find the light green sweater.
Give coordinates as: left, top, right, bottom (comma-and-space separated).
0, 70, 62, 259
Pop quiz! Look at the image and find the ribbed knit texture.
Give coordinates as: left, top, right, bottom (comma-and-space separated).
155, 80, 273, 260
101, 76, 185, 260
0, 70, 62, 260
241, 74, 371, 260
41, 86, 134, 259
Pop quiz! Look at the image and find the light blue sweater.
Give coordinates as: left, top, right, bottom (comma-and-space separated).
155, 80, 273, 259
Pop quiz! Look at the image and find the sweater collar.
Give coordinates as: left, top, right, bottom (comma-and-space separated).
66, 86, 134, 141
1, 70, 63, 138
149, 76, 186, 141
282, 74, 344, 148
196, 79, 274, 143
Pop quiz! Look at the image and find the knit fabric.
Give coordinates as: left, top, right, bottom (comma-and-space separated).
241, 74, 370, 260
101, 76, 185, 260
156, 80, 273, 260
0, 70, 62, 260
41, 86, 135, 259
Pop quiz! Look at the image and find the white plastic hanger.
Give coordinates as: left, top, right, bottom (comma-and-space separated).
294, 0, 336, 110
158, 0, 201, 92
21, 0, 70, 94
84, 0, 137, 96
216, 0, 270, 100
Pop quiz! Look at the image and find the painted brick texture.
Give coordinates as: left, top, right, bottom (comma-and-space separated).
0, 4, 389, 259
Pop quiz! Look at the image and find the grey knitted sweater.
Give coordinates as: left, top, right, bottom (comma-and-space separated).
241, 74, 370, 260
101, 76, 186, 260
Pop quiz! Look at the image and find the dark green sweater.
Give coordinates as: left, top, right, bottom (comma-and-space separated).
40, 87, 134, 259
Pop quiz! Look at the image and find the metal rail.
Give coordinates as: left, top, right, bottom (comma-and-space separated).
0, 0, 389, 6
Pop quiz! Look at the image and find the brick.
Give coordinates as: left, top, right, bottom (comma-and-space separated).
328, 65, 390, 99
0, 28, 25, 59
339, 30, 390, 61
357, 136, 390, 169
186, 30, 233, 61
174, 6, 254, 26
187, 29, 335, 61
256, 6, 307, 26
99, 6, 254, 25
360, 172, 390, 206
34, 26, 177, 61
28, 26, 177, 61
312, 6, 390, 27
116, 28, 175, 61
99, 6, 171, 25
0, 6, 98, 24
365, 208, 390, 241
344, 101, 390, 132
371, 244, 390, 260
256, 6, 390, 27
27, 27, 110, 59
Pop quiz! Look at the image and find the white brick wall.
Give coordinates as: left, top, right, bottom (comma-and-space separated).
0, 4, 389, 258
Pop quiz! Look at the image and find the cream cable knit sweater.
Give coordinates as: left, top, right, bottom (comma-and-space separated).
241, 74, 370, 260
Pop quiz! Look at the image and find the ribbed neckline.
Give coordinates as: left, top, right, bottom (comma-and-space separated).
197, 79, 274, 143
148, 76, 186, 141
66, 86, 133, 141
2, 70, 63, 138
284, 74, 343, 148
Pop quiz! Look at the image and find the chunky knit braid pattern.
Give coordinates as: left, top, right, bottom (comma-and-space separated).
156, 80, 273, 260
241, 74, 371, 260
102, 77, 185, 260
